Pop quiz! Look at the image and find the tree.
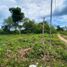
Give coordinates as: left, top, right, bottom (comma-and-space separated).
23, 18, 35, 33
2, 25, 10, 34
9, 7, 24, 33
4, 16, 13, 25
57, 25, 64, 31
2, 17, 13, 33
38, 21, 50, 33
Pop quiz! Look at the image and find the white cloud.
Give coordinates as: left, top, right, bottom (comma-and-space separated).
0, 0, 64, 20
16, 0, 64, 20
0, 0, 67, 27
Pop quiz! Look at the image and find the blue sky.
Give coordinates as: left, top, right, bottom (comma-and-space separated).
0, 0, 67, 27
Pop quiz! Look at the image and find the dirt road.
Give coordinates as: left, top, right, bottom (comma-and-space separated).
57, 34, 67, 44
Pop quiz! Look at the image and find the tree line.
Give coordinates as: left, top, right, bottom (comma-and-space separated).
0, 7, 66, 34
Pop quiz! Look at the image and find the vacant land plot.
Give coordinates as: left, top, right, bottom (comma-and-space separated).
0, 34, 67, 67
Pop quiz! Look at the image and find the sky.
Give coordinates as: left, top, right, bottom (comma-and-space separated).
0, 0, 67, 27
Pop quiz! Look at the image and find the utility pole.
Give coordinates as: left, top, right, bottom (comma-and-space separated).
49, 0, 53, 45
42, 17, 45, 45
42, 17, 45, 35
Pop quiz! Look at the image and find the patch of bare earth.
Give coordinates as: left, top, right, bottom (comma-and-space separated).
57, 34, 67, 44
5, 48, 32, 63
42, 52, 55, 62
17, 48, 32, 59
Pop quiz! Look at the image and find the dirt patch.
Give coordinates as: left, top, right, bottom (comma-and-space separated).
57, 34, 67, 44
17, 48, 32, 59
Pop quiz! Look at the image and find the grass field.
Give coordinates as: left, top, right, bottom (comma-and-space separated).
0, 34, 67, 67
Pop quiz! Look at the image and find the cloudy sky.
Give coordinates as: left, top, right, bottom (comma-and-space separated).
0, 0, 67, 27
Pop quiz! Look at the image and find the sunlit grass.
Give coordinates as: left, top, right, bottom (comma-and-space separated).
0, 34, 67, 67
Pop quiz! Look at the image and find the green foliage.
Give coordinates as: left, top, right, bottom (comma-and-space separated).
4, 16, 13, 25
28, 44, 45, 59
60, 31, 67, 35
22, 19, 56, 34
2, 25, 10, 34
0, 7, 63, 34
57, 25, 64, 31
9, 7, 24, 23
23, 19, 35, 33
2, 9, 57, 34
8, 7, 25, 34
0, 34, 67, 67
